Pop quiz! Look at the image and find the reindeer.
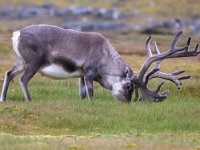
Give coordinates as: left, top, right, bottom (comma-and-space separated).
0, 24, 199, 103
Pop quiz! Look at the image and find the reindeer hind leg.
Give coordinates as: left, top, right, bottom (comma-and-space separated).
0, 59, 24, 102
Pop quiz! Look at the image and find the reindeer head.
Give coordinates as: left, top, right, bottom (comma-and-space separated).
111, 66, 135, 103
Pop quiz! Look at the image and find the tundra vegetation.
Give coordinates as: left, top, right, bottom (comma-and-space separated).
0, 0, 199, 150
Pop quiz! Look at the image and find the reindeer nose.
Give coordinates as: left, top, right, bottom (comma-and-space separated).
125, 93, 132, 103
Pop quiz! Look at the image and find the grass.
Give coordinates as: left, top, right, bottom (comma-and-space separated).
0, 132, 199, 150
0, 76, 200, 135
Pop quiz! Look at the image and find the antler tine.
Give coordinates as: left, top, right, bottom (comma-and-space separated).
178, 75, 191, 80
171, 31, 189, 53
153, 90, 169, 102
186, 37, 191, 51
159, 91, 169, 100
153, 41, 160, 54
146, 36, 153, 57
195, 44, 199, 52
155, 81, 165, 93
145, 68, 159, 85
137, 37, 155, 81
171, 69, 185, 75
161, 91, 169, 96
153, 41, 161, 69
170, 31, 183, 51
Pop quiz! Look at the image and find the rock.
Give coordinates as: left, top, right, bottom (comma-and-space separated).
189, 19, 200, 35
62, 22, 93, 31
103, 9, 120, 20
41, 3, 54, 9
141, 18, 183, 34
87, 8, 122, 20
62, 21, 125, 31
0, 5, 127, 22
0, 6, 18, 19
94, 8, 106, 17
67, 6, 93, 15
54, 8, 68, 17
0, 5, 128, 33
0, 7, 13, 18
18, 7, 48, 19
54, 6, 93, 18
93, 22, 124, 31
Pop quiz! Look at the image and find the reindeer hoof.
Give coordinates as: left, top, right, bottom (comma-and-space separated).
0, 100, 5, 103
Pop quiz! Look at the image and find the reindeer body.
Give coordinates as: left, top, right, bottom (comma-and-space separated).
0, 24, 133, 102
17, 25, 124, 78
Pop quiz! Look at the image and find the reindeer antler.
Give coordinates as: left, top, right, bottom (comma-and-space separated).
132, 31, 200, 102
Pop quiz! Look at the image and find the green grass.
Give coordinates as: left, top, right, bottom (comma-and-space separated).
0, 132, 199, 150
0, 77, 199, 149
0, 75, 199, 136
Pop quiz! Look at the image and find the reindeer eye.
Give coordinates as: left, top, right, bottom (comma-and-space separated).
125, 83, 132, 91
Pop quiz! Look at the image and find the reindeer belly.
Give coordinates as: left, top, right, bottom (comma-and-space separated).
39, 64, 82, 79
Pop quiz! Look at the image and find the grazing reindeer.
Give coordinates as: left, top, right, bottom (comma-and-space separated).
0, 24, 199, 103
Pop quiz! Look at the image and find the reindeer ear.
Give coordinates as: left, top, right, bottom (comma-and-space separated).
124, 66, 130, 78
130, 75, 136, 87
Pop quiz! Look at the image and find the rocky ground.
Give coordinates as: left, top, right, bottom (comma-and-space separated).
0, 2, 200, 35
